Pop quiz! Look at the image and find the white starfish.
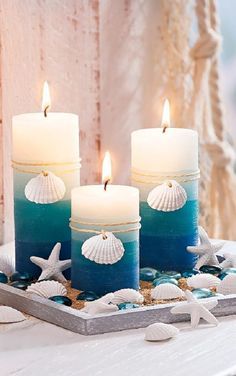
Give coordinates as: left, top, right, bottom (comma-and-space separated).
30, 243, 71, 283
187, 226, 225, 269
220, 253, 236, 268
171, 290, 219, 328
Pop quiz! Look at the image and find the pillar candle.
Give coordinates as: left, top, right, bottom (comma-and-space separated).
12, 83, 80, 277
131, 100, 199, 271
70, 153, 140, 295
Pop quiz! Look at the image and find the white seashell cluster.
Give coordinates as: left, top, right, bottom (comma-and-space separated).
82, 293, 118, 315
25, 171, 66, 204
26, 280, 67, 298
0, 306, 25, 323
217, 274, 236, 295
0, 255, 15, 277
82, 232, 125, 265
151, 283, 184, 300
111, 288, 144, 305
145, 323, 179, 342
147, 180, 187, 212
187, 274, 220, 289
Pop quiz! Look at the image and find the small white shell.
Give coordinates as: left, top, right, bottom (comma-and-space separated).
82, 300, 118, 315
0, 255, 15, 276
82, 232, 125, 265
217, 274, 236, 295
111, 288, 144, 305
26, 280, 67, 298
151, 283, 184, 300
145, 323, 179, 342
25, 171, 66, 204
187, 274, 220, 289
0, 306, 25, 323
147, 180, 187, 212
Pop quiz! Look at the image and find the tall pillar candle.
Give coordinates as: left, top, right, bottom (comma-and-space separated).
131, 102, 199, 271
12, 85, 80, 277
70, 154, 140, 295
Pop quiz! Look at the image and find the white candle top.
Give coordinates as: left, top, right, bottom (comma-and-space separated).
71, 185, 139, 222
12, 113, 79, 163
131, 128, 198, 172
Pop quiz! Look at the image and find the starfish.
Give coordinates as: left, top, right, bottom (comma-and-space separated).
220, 253, 236, 268
171, 290, 219, 328
30, 243, 71, 283
187, 226, 225, 269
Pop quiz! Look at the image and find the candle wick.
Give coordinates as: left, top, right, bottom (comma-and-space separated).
44, 105, 49, 117
101, 230, 107, 240
162, 124, 168, 133
104, 179, 110, 191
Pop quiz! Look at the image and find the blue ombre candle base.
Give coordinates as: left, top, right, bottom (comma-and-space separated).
14, 170, 79, 278
140, 200, 198, 270
71, 224, 139, 295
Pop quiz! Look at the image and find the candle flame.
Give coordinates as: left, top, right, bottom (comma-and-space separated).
161, 99, 170, 132
42, 81, 51, 115
102, 151, 112, 189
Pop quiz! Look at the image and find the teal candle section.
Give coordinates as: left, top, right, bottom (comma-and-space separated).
71, 221, 140, 295
14, 169, 79, 277
134, 179, 199, 271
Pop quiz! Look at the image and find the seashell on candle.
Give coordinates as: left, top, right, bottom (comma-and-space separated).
147, 180, 187, 212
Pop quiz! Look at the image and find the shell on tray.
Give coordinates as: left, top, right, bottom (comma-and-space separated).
25, 171, 66, 204
217, 274, 236, 295
151, 283, 184, 300
0, 255, 15, 276
187, 273, 220, 289
111, 288, 144, 305
26, 280, 67, 298
82, 301, 118, 315
147, 180, 187, 212
82, 232, 125, 265
0, 306, 25, 323
145, 323, 179, 342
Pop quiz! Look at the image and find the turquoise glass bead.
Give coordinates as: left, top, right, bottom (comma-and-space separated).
219, 268, 236, 280
153, 277, 178, 287
140, 267, 158, 281
76, 291, 99, 301
192, 288, 215, 299
158, 271, 181, 280
219, 272, 228, 280
118, 302, 140, 310
49, 295, 72, 306
11, 281, 28, 290
199, 265, 222, 275
10, 271, 33, 283
0, 272, 8, 284
181, 269, 200, 278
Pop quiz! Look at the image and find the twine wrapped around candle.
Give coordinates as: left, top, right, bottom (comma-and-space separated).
69, 217, 141, 234
131, 168, 200, 185
11, 159, 81, 174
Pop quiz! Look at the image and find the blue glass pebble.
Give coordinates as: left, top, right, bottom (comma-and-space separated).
11, 281, 28, 290
159, 271, 182, 280
199, 265, 222, 275
0, 272, 8, 284
181, 269, 200, 278
49, 295, 72, 306
218, 272, 228, 280
192, 288, 215, 299
10, 271, 33, 283
219, 268, 236, 280
140, 267, 158, 281
152, 277, 178, 287
76, 291, 99, 301
118, 302, 140, 310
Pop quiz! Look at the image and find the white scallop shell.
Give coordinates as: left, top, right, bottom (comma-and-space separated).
217, 274, 236, 295
82, 298, 118, 315
187, 274, 220, 289
111, 288, 144, 305
25, 171, 66, 204
145, 323, 179, 341
0, 306, 25, 323
0, 255, 15, 276
147, 180, 187, 212
82, 232, 125, 265
151, 283, 184, 300
26, 280, 67, 298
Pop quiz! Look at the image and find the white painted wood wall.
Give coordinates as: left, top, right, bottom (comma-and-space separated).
0, 0, 195, 243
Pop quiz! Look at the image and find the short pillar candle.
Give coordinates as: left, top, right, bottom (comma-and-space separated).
131, 100, 199, 271
12, 82, 80, 277
70, 153, 140, 295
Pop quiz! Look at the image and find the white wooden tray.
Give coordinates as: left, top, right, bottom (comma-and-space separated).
0, 282, 236, 335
